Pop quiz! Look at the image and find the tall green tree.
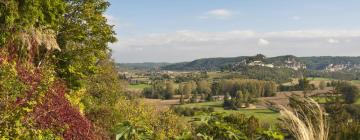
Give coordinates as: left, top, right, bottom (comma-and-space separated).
336, 82, 359, 104
55, 0, 117, 90
164, 81, 175, 99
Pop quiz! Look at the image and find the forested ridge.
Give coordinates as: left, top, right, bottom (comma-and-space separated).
117, 62, 170, 71
161, 55, 360, 71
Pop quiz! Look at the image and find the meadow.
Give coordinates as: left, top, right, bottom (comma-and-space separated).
178, 101, 280, 124
128, 84, 151, 90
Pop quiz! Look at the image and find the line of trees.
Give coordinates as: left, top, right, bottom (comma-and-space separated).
219, 79, 277, 109
142, 80, 176, 99
142, 79, 278, 105
216, 79, 277, 98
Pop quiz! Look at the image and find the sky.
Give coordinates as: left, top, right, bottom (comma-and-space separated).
106, 0, 360, 63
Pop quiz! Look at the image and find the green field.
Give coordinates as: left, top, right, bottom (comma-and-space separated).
309, 77, 360, 85
312, 96, 331, 104
179, 101, 280, 124
352, 80, 360, 84
128, 84, 150, 90
312, 96, 360, 105
309, 77, 334, 81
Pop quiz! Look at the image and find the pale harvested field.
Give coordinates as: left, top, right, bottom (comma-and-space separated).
259, 87, 333, 106
142, 98, 180, 110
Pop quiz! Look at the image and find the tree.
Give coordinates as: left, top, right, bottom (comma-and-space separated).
183, 82, 193, 99
216, 79, 278, 99
319, 81, 326, 90
298, 78, 310, 90
298, 78, 313, 97
178, 84, 185, 104
164, 81, 175, 99
211, 81, 222, 96
196, 80, 212, 101
264, 81, 277, 97
82, 59, 125, 136
115, 99, 190, 139
194, 113, 283, 140
336, 82, 359, 104
324, 96, 360, 139
55, 0, 116, 91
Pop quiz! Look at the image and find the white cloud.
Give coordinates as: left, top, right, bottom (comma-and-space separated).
104, 14, 132, 30
112, 30, 360, 62
104, 14, 117, 25
119, 30, 360, 47
135, 47, 144, 51
291, 16, 302, 21
208, 9, 232, 17
327, 38, 340, 44
258, 38, 270, 46
201, 9, 233, 19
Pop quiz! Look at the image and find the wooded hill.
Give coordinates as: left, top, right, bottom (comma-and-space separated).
117, 62, 170, 71
159, 55, 360, 71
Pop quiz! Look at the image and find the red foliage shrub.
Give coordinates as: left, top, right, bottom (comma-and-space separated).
15, 65, 42, 106
31, 81, 104, 139
1, 48, 106, 139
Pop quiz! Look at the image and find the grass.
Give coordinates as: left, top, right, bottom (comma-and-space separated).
351, 80, 360, 84
128, 84, 150, 90
311, 97, 330, 104
308, 77, 360, 88
309, 77, 360, 84
280, 98, 328, 140
312, 96, 360, 105
179, 101, 280, 125
309, 77, 334, 81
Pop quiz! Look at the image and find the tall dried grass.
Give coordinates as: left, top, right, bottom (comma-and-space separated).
5, 27, 60, 66
12, 28, 60, 51
280, 97, 328, 140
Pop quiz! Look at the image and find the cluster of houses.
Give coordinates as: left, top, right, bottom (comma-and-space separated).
283, 57, 307, 70
325, 63, 360, 72
242, 57, 306, 70
248, 61, 274, 68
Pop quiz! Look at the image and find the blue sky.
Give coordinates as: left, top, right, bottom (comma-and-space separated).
107, 0, 360, 63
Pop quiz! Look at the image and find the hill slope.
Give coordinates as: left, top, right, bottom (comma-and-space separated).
117, 62, 170, 71
161, 55, 360, 71
162, 56, 248, 71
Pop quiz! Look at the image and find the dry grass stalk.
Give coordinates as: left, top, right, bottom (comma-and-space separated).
11, 27, 60, 52
280, 98, 328, 140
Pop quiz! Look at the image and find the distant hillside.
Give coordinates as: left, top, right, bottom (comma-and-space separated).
161, 55, 360, 71
300, 56, 360, 70
117, 62, 170, 71
162, 56, 248, 71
